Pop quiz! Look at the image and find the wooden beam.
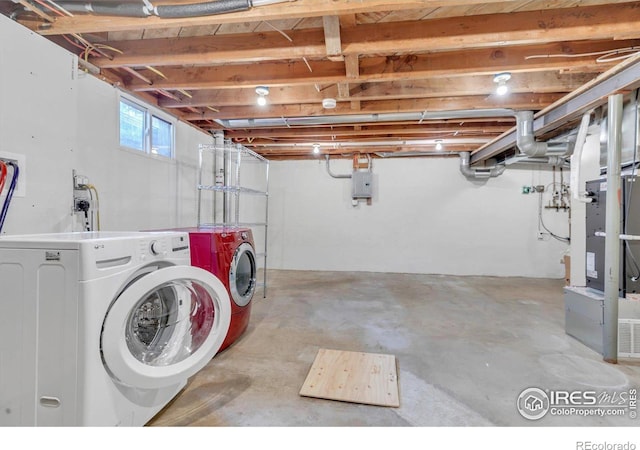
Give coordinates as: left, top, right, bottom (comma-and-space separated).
156, 72, 593, 108
92, 28, 327, 68
322, 16, 343, 61
341, 3, 640, 55
87, 4, 640, 69
345, 54, 359, 79
36, 0, 514, 35
126, 39, 633, 92
182, 93, 562, 120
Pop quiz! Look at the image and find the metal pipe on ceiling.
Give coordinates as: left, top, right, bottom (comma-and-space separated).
216, 109, 516, 129
50, 0, 291, 18
458, 152, 505, 179
246, 138, 489, 148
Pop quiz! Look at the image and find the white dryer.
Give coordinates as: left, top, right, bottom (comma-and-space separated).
0, 231, 231, 426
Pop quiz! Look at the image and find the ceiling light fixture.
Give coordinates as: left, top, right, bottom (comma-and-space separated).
435, 140, 443, 151
493, 72, 511, 96
322, 98, 337, 109
312, 143, 320, 154
255, 86, 269, 106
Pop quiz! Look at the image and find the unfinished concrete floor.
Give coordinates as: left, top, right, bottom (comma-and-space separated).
149, 270, 640, 427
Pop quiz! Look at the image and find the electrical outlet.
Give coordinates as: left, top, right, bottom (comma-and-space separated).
0, 151, 26, 198
73, 171, 89, 189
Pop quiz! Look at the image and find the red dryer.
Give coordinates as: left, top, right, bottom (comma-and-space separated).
162, 227, 258, 352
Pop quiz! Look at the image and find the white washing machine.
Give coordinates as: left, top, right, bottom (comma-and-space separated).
0, 231, 231, 426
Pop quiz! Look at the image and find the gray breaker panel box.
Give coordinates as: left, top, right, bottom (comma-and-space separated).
352, 171, 373, 199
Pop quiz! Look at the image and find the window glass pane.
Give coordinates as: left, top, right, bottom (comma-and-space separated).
119, 100, 146, 151
151, 116, 173, 157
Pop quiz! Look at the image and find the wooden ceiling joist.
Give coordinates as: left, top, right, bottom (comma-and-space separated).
86, 4, 640, 69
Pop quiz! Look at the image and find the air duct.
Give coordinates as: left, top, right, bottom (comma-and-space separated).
459, 152, 505, 179
515, 110, 549, 157
50, 0, 291, 18
155, 0, 251, 18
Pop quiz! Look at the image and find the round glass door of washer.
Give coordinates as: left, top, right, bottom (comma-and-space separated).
101, 265, 231, 389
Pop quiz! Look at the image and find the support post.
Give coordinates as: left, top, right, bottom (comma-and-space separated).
603, 93, 623, 364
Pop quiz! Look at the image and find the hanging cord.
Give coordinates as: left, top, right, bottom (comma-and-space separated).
0, 162, 19, 233
0, 161, 7, 198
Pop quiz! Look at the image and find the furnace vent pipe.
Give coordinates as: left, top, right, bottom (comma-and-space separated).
155, 0, 250, 18
458, 152, 505, 179
325, 155, 351, 179
515, 110, 548, 157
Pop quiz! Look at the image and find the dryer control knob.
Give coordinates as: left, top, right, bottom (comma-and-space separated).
150, 241, 161, 255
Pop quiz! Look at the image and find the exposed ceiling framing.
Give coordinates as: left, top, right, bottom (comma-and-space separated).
3, 0, 640, 162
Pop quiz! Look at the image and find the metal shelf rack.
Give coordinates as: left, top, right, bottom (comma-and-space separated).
197, 138, 269, 297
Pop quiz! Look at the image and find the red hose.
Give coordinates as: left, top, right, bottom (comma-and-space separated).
0, 161, 7, 197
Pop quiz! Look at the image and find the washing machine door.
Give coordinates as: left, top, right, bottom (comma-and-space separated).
229, 242, 257, 307
101, 265, 231, 389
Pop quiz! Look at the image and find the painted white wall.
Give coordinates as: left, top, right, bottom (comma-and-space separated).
0, 15, 212, 235
0, 16, 78, 234
268, 157, 570, 278
0, 15, 570, 279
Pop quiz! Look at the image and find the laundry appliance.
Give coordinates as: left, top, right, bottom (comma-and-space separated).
0, 231, 231, 426
161, 227, 257, 351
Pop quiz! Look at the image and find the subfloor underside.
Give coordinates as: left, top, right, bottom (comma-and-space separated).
149, 270, 640, 427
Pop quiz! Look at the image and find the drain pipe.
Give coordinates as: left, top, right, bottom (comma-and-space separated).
459, 152, 505, 179
52, 0, 291, 18
325, 155, 351, 179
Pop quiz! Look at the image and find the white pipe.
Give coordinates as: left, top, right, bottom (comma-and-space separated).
571, 111, 594, 200
594, 231, 640, 240
603, 93, 623, 364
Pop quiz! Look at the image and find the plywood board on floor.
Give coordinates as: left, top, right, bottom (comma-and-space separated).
299, 348, 399, 407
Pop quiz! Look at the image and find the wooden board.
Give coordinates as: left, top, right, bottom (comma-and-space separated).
299, 349, 399, 407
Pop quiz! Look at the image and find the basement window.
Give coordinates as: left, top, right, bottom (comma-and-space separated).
119, 96, 175, 158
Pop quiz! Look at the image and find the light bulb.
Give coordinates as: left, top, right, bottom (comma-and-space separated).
312, 144, 320, 154
496, 82, 508, 96
435, 140, 443, 151
257, 95, 267, 106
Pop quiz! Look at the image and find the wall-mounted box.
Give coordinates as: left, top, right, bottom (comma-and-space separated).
352, 171, 372, 199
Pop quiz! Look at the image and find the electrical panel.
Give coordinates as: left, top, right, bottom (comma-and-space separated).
352, 171, 373, 199
585, 175, 640, 296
